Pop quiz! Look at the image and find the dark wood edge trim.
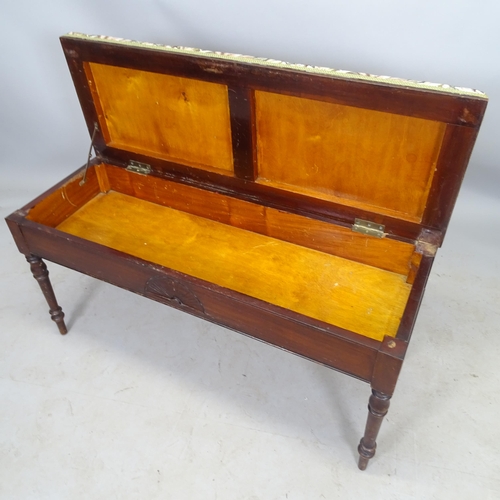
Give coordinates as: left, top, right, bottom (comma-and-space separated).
18, 217, 381, 351
396, 255, 435, 343
371, 336, 405, 396
228, 86, 257, 180
416, 228, 441, 257
5, 213, 31, 254
60, 36, 487, 127
422, 124, 482, 236
61, 41, 108, 147
236, 332, 375, 383
18, 219, 383, 381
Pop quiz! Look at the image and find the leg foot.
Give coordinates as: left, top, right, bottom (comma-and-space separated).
26, 255, 68, 335
357, 389, 391, 470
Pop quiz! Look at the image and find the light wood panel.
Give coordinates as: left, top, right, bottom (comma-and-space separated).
26, 167, 100, 227
95, 163, 110, 192
56, 191, 412, 341
255, 91, 446, 222
86, 62, 234, 173
104, 163, 416, 275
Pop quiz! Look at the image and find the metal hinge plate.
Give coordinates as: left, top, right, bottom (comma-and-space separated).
352, 218, 385, 238
126, 160, 152, 175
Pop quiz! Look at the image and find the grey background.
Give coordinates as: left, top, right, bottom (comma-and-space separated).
1, 0, 499, 194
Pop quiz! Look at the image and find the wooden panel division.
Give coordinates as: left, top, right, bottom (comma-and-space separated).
86, 62, 234, 173
228, 86, 256, 180
255, 91, 446, 222
56, 191, 412, 341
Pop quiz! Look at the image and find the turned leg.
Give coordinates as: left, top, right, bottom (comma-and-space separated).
26, 255, 67, 335
357, 389, 391, 470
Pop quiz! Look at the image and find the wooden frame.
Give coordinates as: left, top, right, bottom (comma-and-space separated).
5, 33, 487, 470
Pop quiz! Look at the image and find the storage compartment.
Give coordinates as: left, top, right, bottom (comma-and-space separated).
7, 32, 487, 470
26, 163, 417, 342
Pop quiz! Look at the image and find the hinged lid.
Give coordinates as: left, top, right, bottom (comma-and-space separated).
61, 33, 487, 244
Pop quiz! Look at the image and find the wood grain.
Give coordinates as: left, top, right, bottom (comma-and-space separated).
87, 62, 234, 174
23, 163, 417, 276
16, 218, 382, 379
95, 163, 111, 192
60, 34, 487, 240
255, 91, 446, 222
26, 166, 100, 227
56, 191, 411, 341
422, 124, 480, 234
105, 163, 416, 275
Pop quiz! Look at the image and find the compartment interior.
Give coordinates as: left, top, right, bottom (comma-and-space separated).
26, 163, 419, 342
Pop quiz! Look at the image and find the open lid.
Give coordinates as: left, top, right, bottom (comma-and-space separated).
61, 33, 487, 244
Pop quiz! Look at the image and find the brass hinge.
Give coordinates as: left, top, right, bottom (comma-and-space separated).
126, 160, 152, 175
352, 218, 385, 238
